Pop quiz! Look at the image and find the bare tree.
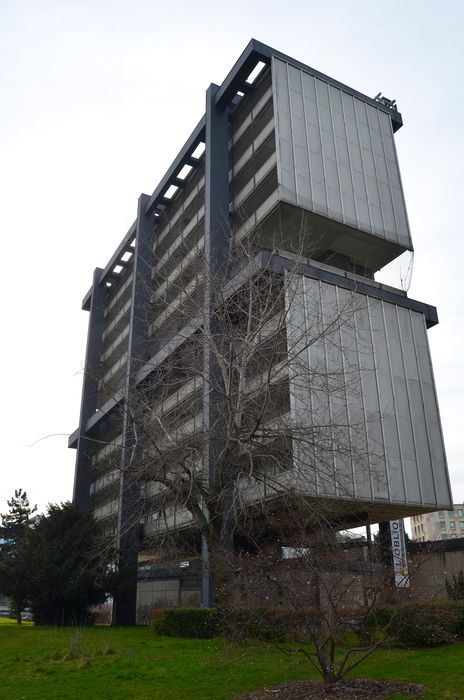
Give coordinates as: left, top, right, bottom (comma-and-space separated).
96, 229, 377, 609
233, 518, 390, 685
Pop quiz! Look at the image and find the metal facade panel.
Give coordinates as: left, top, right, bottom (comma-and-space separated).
273, 58, 412, 253
286, 275, 450, 510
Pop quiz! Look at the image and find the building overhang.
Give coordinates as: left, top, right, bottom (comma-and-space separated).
265, 251, 439, 327
81, 39, 403, 309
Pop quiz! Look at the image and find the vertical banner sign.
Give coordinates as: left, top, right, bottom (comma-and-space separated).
389, 519, 410, 588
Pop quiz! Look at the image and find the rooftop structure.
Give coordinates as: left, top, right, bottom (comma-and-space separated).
70, 40, 451, 623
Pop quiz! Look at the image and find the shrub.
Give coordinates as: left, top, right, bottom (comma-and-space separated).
151, 607, 220, 638
362, 600, 464, 647
393, 601, 458, 647
221, 606, 323, 643
360, 605, 394, 642
363, 601, 464, 648
222, 607, 286, 643
446, 571, 464, 601
447, 600, 464, 637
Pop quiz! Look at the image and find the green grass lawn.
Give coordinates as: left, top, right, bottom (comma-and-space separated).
0, 624, 463, 699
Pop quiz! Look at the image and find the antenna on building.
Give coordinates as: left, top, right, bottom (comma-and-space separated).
374, 92, 397, 109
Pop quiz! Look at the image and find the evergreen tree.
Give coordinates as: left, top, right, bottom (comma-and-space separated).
24, 502, 110, 625
0, 489, 36, 623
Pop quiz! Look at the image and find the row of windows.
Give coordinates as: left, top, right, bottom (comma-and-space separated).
415, 535, 460, 542
414, 520, 464, 538
440, 521, 464, 530
412, 509, 464, 527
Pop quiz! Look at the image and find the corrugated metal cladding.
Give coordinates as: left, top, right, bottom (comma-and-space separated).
273, 58, 412, 252
286, 274, 450, 509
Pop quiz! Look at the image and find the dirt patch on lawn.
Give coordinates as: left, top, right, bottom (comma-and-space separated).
236, 678, 425, 699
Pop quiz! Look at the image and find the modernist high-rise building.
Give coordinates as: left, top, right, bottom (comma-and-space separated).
70, 40, 452, 623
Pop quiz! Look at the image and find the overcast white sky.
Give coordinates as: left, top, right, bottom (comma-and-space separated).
1, 0, 462, 516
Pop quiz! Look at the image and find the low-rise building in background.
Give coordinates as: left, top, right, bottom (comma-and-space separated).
411, 506, 464, 542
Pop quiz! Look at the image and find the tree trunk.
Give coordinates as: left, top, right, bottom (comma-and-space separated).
15, 602, 22, 625
209, 517, 235, 609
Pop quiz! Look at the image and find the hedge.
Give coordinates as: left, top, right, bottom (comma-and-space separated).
222, 607, 297, 643
151, 601, 464, 647
362, 600, 464, 647
152, 606, 319, 642
151, 607, 220, 639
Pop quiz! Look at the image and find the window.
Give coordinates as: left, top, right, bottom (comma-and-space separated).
448, 511, 454, 517
458, 509, 463, 518
441, 535, 447, 540
440, 522, 446, 530
439, 511, 444, 517
460, 522, 464, 530
450, 522, 456, 530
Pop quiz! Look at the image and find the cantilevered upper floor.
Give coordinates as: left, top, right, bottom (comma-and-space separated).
80, 39, 409, 314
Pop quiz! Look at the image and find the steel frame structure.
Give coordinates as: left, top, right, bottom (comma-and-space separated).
70, 40, 449, 624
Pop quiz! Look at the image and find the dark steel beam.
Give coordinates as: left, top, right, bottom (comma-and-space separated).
214, 39, 265, 111
85, 389, 124, 432
135, 316, 203, 386
73, 267, 105, 510
201, 83, 231, 608
214, 38, 402, 131
134, 249, 439, 391
98, 221, 137, 290
82, 285, 92, 312
68, 428, 78, 449
264, 251, 439, 327
204, 84, 230, 272
144, 116, 206, 217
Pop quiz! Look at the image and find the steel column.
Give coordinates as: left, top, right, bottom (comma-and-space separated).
73, 267, 104, 510
112, 193, 154, 625
201, 83, 230, 607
